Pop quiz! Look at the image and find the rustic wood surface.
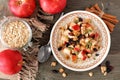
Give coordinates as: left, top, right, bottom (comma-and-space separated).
0, 0, 120, 80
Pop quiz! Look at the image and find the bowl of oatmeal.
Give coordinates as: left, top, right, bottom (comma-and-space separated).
50, 11, 111, 71
0, 17, 32, 49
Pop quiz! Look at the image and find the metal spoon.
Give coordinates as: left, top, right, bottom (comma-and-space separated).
37, 42, 51, 63
37, 12, 64, 63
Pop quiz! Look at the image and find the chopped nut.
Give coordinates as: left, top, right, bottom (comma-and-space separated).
87, 53, 92, 58
101, 66, 107, 73
51, 61, 57, 67
62, 72, 67, 78
59, 68, 64, 73
88, 72, 93, 77
104, 71, 107, 76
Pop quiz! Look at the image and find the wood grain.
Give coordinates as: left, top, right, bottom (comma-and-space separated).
38, 0, 120, 80
0, 0, 120, 80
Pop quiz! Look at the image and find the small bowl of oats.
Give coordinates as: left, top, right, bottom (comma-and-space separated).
0, 17, 32, 49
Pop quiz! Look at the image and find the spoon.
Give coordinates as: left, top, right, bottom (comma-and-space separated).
37, 42, 51, 63
37, 12, 64, 63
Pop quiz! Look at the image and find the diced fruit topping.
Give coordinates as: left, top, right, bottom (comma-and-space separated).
72, 55, 77, 62
58, 17, 101, 63
72, 25, 80, 31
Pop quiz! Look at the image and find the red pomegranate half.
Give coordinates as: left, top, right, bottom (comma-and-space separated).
0, 49, 23, 75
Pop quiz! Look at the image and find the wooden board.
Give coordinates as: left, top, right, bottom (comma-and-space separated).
38, 0, 120, 80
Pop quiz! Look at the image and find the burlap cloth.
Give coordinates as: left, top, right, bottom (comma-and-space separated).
0, 9, 54, 80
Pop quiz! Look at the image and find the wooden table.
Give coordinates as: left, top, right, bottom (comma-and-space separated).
0, 0, 120, 80
38, 0, 120, 80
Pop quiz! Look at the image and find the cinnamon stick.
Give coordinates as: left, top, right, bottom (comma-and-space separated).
94, 3, 102, 12
103, 13, 117, 19
103, 19, 115, 32
86, 7, 119, 24
102, 16, 119, 24
91, 4, 117, 19
86, 8, 100, 15
86, 3, 119, 32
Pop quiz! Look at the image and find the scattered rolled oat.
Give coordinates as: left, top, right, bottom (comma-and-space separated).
62, 72, 67, 78
59, 68, 64, 73
51, 61, 57, 67
88, 72, 93, 77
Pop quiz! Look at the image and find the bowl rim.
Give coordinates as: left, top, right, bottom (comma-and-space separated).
50, 10, 111, 71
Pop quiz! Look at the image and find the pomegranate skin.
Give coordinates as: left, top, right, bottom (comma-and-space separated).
0, 49, 23, 75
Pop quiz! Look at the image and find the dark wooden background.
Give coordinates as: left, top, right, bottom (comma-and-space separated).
0, 0, 120, 80
38, 0, 120, 80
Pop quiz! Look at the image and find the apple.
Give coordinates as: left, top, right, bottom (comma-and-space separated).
39, 0, 67, 14
0, 49, 23, 75
9, 0, 36, 17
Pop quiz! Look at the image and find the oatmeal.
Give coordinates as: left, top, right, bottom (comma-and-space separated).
1, 20, 31, 48
58, 17, 101, 63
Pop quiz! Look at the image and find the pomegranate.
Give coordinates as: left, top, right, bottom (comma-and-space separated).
9, 0, 36, 17
0, 49, 23, 75
39, 0, 67, 14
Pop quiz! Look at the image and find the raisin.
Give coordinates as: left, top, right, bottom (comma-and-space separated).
65, 42, 70, 47
106, 67, 112, 73
51, 70, 59, 73
72, 53, 76, 55
79, 17, 83, 22
69, 38, 73, 42
106, 65, 114, 73
58, 46, 62, 51
68, 27, 73, 32
105, 61, 110, 67
93, 48, 98, 52
78, 34, 82, 39
98, 64, 101, 67
95, 53, 99, 56
68, 32, 74, 36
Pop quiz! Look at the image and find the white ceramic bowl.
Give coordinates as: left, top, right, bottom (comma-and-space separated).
50, 11, 111, 71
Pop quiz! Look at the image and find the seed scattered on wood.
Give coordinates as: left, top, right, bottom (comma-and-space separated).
62, 72, 67, 78
88, 72, 93, 77
59, 68, 64, 73
51, 61, 57, 67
